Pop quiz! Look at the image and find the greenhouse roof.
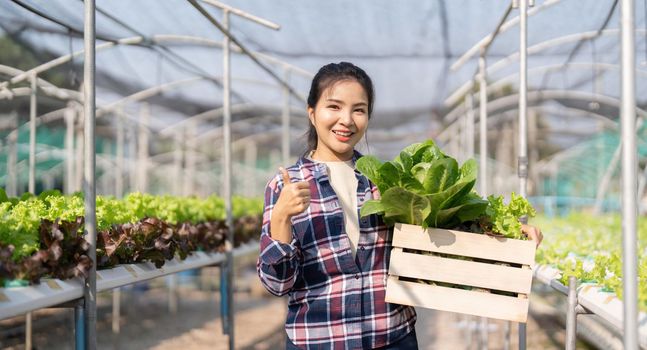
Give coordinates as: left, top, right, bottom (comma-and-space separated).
1, 0, 646, 157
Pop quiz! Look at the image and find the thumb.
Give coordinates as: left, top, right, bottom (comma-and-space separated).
279, 167, 291, 185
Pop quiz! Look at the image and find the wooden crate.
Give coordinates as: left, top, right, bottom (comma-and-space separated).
385, 223, 537, 323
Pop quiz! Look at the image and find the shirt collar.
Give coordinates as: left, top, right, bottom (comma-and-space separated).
298, 150, 364, 180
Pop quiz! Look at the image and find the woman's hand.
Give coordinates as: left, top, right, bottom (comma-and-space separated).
521, 224, 543, 247
270, 168, 310, 244
274, 167, 311, 218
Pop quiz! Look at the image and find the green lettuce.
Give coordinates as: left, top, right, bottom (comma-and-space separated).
357, 139, 536, 239
357, 139, 488, 229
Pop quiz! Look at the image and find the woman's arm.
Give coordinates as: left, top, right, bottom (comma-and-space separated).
256, 168, 310, 296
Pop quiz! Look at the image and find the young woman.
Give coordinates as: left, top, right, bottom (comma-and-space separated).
256, 62, 542, 350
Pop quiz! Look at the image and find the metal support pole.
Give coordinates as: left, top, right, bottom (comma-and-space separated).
113, 111, 124, 340
465, 315, 473, 349
518, 0, 529, 216
83, 0, 97, 348
65, 105, 76, 194
29, 73, 37, 194
222, 9, 235, 350
465, 93, 475, 159
479, 316, 488, 350
137, 103, 150, 192
115, 109, 124, 198
620, 0, 638, 347
75, 302, 86, 350
594, 144, 621, 213
168, 274, 178, 315
282, 66, 291, 166
75, 104, 84, 194
518, 1, 529, 349
185, 121, 197, 196
478, 53, 488, 196
244, 141, 257, 197
127, 123, 137, 193
173, 133, 183, 196
25, 312, 32, 350
566, 276, 578, 350
503, 321, 511, 350
112, 288, 120, 334
6, 112, 18, 197
637, 162, 647, 213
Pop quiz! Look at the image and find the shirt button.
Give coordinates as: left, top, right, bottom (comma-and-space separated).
361, 218, 369, 225
354, 274, 360, 280
360, 246, 365, 251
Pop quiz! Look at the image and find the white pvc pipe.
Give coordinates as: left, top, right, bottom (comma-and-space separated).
620, 0, 639, 347
83, 0, 98, 347
6, 113, 18, 197
115, 109, 124, 198
465, 93, 475, 159
222, 9, 235, 350
200, 0, 280, 29
518, 1, 529, 348
29, 74, 37, 194
479, 54, 488, 195
451, 0, 561, 71
519, 0, 529, 199
64, 106, 75, 194
137, 103, 150, 192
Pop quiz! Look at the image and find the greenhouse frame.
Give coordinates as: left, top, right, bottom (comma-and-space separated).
0, 0, 645, 349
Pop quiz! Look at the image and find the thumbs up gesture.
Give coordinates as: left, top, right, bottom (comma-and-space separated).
274, 167, 311, 218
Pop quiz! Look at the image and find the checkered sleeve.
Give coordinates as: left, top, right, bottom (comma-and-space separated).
256, 174, 301, 296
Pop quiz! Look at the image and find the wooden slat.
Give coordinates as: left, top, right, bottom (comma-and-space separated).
389, 249, 533, 294
518, 265, 530, 299
393, 223, 536, 265
385, 276, 529, 323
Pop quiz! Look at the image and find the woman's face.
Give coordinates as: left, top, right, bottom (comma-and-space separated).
308, 80, 369, 161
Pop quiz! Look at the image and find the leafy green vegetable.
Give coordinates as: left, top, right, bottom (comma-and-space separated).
357, 139, 488, 229
357, 139, 537, 240
484, 192, 537, 239
0, 191, 263, 285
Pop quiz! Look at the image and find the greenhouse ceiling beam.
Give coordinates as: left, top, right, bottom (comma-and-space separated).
445, 28, 647, 109
486, 62, 647, 99
454, 88, 647, 126
9, 74, 280, 133
450, 0, 562, 71
482, 105, 617, 130
150, 35, 313, 79
444, 62, 647, 128
158, 103, 307, 137
0, 65, 81, 101
13, 0, 243, 102
440, 105, 617, 149
96, 75, 289, 117
199, 0, 279, 30
0, 34, 309, 103
192, 115, 307, 143
187, 0, 304, 106
437, 89, 647, 143
81, 0, 309, 84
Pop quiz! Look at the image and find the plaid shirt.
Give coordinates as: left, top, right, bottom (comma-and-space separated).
257, 151, 416, 349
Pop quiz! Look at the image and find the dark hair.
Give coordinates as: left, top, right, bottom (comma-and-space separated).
305, 62, 374, 154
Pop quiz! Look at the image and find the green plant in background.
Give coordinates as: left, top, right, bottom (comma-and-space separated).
533, 213, 646, 311
0, 189, 264, 284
